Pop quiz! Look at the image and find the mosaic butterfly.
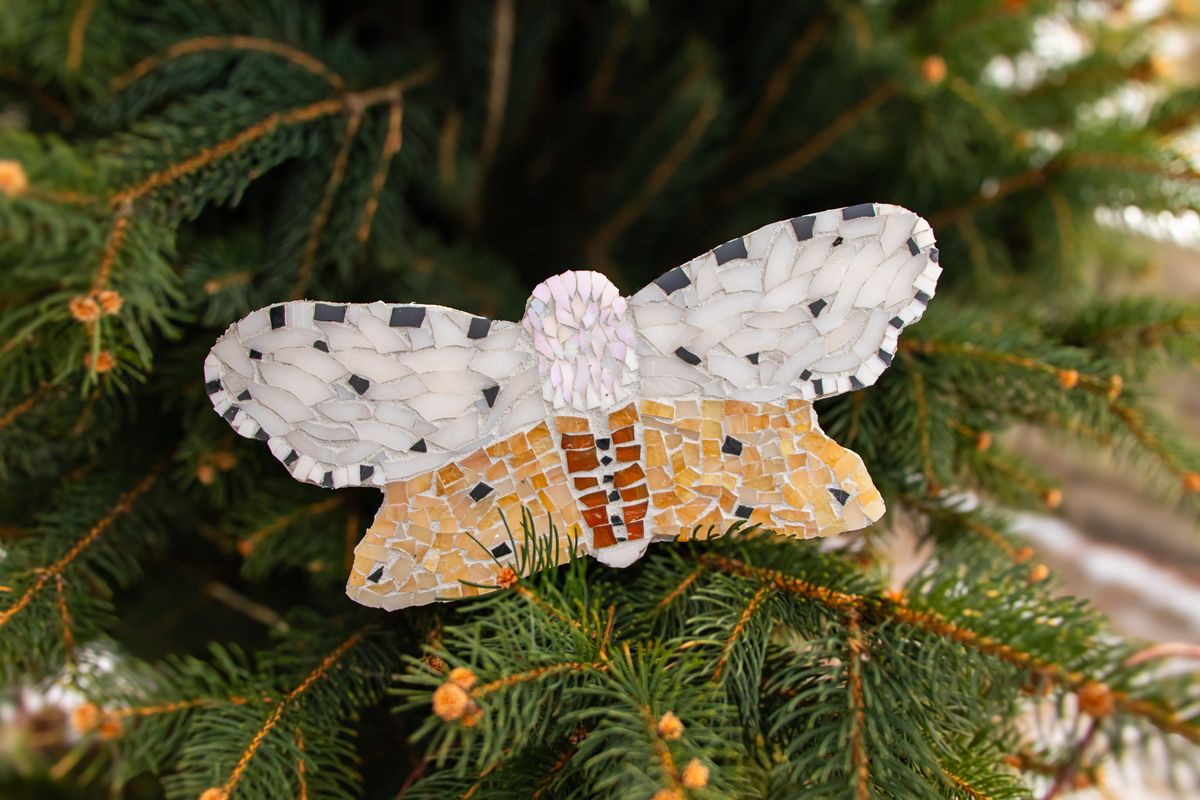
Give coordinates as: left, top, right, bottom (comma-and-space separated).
205, 203, 940, 610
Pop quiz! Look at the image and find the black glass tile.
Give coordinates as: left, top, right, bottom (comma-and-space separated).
808, 299, 827, 316
249, 349, 262, 360
829, 487, 850, 505
410, 438, 427, 452
470, 482, 494, 502
713, 237, 748, 264
722, 436, 743, 456
483, 385, 499, 407
322, 471, 333, 488
314, 303, 346, 322
348, 374, 370, 394
468, 317, 492, 339
675, 347, 701, 366
735, 504, 752, 519
367, 566, 384, 582
654, 267, 691, 295
360, 465, 375, 481
313, 340, 329, 352
596, 438, 610, 450
746, 352, 759, 365
390, 306, 425, 327
491, 542, 512, 558
269, 305, 285, 328
791, 215, 816, 240
205, 379, 221, 394
907, 237, 921, 256
842, 203, 875, 219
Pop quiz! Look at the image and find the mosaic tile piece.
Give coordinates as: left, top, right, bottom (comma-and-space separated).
205, 204, 941, 610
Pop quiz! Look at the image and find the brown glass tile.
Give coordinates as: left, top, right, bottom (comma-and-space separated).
612, 426, 636, 444
619, 483, 649, 502
613, 464, 646, 488
592, 524, 617, 548
625, 501, 649, 522
583, 506, 609, 527
565, 448, 600, 472
626, 520, 645, 539
581, 490, 609, 508
616, 445, 640, 462
561, 433, 595, 450
574, 476, 599, 490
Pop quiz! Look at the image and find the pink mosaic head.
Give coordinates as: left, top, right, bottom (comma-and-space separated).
522, 270, 638, 412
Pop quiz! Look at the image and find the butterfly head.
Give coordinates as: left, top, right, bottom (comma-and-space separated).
523, 270, 638, 411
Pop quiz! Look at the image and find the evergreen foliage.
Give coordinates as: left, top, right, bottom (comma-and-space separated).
1, 1, 1198, 797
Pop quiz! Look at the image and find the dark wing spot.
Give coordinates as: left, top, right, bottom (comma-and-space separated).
468, 317, 492, 339
314, 303, 346, 322
791, 215, 816, 240
713, 237, 748, 264
654, 268, 691, 295
390, 306, 426, 327
842, 203, 875, 219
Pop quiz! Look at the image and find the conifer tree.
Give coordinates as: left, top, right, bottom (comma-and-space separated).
2, 1, 1199, 798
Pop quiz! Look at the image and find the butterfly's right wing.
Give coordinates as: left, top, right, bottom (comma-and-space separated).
204, 301, 549, 489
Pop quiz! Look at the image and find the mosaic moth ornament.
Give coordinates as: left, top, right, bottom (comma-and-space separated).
205, 203, 941, 610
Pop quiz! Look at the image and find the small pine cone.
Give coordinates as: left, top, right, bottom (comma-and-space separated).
1182, 472, 1200, 493
681, 758, 710, 789
1041, 488, 1063, 509
1077, 681, 1115, 718
0, 159, 28, 197
496, 567, 518, 589
1107, 374, 1124, 401
1028, 563, 1050, 584
974, 431, 993, 452
449, 667, 477, 690
97, 716, 124, 740
199, 789, 228, 800
197, 464, 217, 486
1057, 369, 1079, 390
94, 289, 123, 315
657, 711, 684, 740
432, 681, 469, 721
461, 704, 483, 728
921, 55, 947, 84
83, 350, 116, 373
69, 296, 101, 323
212, 451, 237, 471
71, 702, 101, 732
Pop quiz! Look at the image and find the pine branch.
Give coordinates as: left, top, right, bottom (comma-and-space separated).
112, 35, 345, 93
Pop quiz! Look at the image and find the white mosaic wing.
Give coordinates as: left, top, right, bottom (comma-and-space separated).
204, 301, 546, 489
629, 203, 941, 402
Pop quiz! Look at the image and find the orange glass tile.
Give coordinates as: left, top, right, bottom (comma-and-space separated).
607, 404, 639, 429
613, 463, 645, 488
616, 445, 640, 462
555, 416, 591, 433
574, 476, 599, 490
581, 490, 608, 508
612, 425, 636, 444
592, 524, 617, 548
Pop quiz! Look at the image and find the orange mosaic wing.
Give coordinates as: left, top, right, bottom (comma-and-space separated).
638, 398, 885, 542
346, 421, 584, 610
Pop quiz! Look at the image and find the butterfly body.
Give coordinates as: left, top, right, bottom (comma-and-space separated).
205, 203, 939, 610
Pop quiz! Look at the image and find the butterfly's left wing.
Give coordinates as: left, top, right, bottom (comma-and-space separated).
628, 203, 940, 541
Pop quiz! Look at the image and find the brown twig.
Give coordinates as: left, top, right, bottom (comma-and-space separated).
66, 0, 98, 72
112, 35, 344, 92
